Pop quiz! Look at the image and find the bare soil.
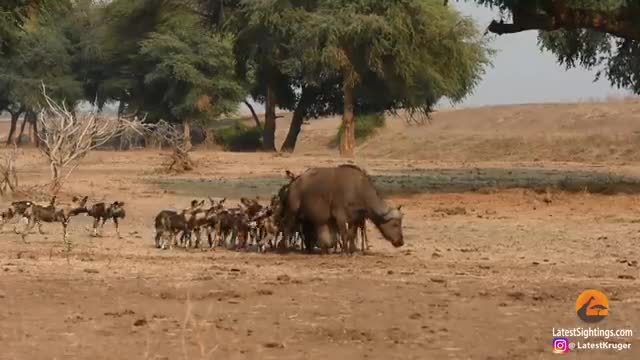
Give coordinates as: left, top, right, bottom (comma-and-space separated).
1, 101, 639, 359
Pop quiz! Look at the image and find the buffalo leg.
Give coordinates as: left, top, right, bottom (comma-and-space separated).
301, 220, 315, 254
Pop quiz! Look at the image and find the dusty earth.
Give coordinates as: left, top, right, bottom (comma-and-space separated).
1, 101, 640, 359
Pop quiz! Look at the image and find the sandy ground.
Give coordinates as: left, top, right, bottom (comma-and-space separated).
1, 101, 640, 359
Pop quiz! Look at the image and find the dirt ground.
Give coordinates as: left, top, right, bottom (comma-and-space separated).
1, 102, 640, 359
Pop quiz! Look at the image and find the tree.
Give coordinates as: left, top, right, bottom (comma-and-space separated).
226, 0, 489, 154
0, 0, 82, 146
139, 16, 243, 148
463, 0, 640, 93
37, 85, 146, 194
97, 0, 244, 148
300, 0, 491, 156
0, 145, 19, 196
226, 0, 300, 151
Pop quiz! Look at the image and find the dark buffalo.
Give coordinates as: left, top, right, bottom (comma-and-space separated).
284, 165, 404, 253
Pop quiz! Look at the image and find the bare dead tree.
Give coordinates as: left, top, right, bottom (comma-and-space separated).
146, 120, 174, 150
116, 113, 150, 150
0, 144, 19, 196
37, 84, 152, 194
152, 121, 194, 173
166, 131, 194, 173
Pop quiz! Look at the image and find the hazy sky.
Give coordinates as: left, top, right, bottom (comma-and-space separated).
240, 2, 633, 114
451, 2, 632, 107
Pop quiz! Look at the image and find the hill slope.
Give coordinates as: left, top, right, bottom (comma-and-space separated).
274, 99, 640, 163
4, 98, 640, 163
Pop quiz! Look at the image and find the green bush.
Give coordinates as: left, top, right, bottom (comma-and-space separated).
213, 122, 262, 151
331, 113, 386, 147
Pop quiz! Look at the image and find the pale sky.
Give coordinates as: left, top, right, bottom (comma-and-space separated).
450, 1, 632, 107
240, 1, 633, 114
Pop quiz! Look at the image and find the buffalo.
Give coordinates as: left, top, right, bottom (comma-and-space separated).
282, 164, 404, 253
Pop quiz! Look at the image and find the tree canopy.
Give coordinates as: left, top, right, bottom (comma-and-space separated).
463, 0, 640, 93
0, 0, 81, 144
228, 0, 490, 155
299, 0, 491, 155
1, 0, 491, 155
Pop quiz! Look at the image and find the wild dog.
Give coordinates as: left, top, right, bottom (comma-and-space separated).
21, 197, 68, 241
86, 201, 126, 237
154, 200, 204, 249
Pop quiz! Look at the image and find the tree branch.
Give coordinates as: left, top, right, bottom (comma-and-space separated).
243, 100, 262, 128
487, 5, 640, 40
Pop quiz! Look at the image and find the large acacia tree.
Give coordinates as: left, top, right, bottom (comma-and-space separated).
226, 0, 300, 151
464, 0, 640, 93
87, 0, 244, 147
302, 0, 491, 156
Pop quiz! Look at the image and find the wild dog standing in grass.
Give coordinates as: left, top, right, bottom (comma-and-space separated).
85, 201, 126, 238
188, 197, 226, 249
154, 200, 204, 250
355, 217, 369, 253
21, 197, 68, 242
240, 197, 266, 248
1, 200, 37, 234
185, 199, 221, 249
251, 205, 277, 252
1, 207, 16, 231
212, 205, 251, 249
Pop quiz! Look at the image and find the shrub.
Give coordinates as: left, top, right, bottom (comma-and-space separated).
213, 122, 262, 151
331, 113, 386, 147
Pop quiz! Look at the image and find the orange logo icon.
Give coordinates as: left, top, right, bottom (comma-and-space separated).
576, 289, 608, 323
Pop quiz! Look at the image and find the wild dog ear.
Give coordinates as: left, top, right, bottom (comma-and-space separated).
72, 196, 79, 202
118, 201, 125, 206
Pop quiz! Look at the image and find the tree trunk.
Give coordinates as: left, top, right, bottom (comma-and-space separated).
6, 107, 24, 145
31, 112, 39, 147
183, 119, 192, 151
16, 112, 29, 146
262, 82, 277, 152
281, 86, 316, 152
28, 121, 33, 144
339, 82, 356, 157
50, 163, 61, 195
244, 100, 261, 128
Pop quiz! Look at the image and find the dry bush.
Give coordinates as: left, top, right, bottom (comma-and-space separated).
150, 120, 194, 173
116, 114, 151, 150
0, 145, 19, 196
37, 84, 152, 194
